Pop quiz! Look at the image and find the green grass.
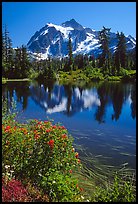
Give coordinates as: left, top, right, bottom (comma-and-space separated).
2, 78, 7, 84
57, 67, 136, 84
72, 146, 136, 202
5, 78, 31, 82
2, 78, 32, 84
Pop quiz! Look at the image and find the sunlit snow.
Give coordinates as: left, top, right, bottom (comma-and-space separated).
47, 23, 74, 39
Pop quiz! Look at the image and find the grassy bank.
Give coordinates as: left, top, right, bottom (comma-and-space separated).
58, 68, 136, 85
2, 68, 136, 86
2, 78, 31, 84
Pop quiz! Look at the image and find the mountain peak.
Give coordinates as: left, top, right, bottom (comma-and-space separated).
27, 19, 136, 59
61, 19, 84, 30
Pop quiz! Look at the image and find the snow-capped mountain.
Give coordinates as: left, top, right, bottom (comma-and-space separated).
27, 19, 136, 60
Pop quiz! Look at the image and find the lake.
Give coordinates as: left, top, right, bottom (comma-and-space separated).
2, 80, 136, 170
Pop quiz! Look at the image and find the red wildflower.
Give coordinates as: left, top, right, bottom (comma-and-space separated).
4, 126, 11, 133
34, 130, 38, 134
34, 134, 40, 140
58, 126, 66, 130
77, 159, 81, 163
62, 134, 67, 139
75, 152, 79, 158
24, 130, 28, 135
46, 129, 51, 133
47, 139, 54, 149
80, 187, 84, 191
52, 125, 57, 129
2, 178, 29, 202
69, 169, 72, 174
14, 126, 17, 130
5, 126, 11, 130
37, 121, 41, 125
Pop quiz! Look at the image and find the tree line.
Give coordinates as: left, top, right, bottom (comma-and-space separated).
2, 25, 136, 80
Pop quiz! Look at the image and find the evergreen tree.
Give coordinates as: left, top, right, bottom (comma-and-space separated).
78, 54, 84, 69
114, 32, 126, 74
2, 31, 6, 64
2, 25, 14, 77
67, 35, 73, 70
83, 54, 89, 67
14, 47, 22, 78
98, 26, 111, 73
7, 36, 14, 68
4, 25, 9, 64
20, 45, 30, 77
2, 31, 6, 75
91, 55, 96, 68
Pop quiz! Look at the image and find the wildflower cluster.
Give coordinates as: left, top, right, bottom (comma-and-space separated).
2, 177, 30, 202
2, 119, 83, 201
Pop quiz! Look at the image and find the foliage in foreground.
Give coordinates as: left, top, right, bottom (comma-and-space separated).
2, 176, 31, 202
90, 173, 135, 202
2, 99, 136, 202
2, 102, 84, 201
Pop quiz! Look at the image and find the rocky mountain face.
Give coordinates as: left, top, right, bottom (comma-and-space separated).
27, 19, 136, 60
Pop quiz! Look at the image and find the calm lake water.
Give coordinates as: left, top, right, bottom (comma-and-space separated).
2, 80, 136, 170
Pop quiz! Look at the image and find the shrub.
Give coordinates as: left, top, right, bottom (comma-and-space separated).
2, 118, 83, 201
2, 177, 31, 202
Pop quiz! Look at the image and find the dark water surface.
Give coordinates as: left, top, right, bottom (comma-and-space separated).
2, 80, 136, 169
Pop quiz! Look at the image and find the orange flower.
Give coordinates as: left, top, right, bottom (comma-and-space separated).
80, 187, 84, 191
69, 169, 72, 174
62, 134, 67, 139
14, 126, 17, 130
52, 125, 57, 129
24, 130, 28, 135
72, 148, 75, 152
78, 159, 81, 163
75, 152, 79, 158
34, 134, 40, 140
58, 126, 66, 130
46, 129, 51, 133
39, 125, 43, 129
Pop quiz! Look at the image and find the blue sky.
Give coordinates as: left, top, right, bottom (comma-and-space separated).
2, 2, 136, 48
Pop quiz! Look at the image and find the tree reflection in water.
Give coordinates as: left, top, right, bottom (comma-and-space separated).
2, 81, 136, 122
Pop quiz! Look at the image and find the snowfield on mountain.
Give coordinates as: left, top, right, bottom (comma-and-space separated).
27, 19, 136, 60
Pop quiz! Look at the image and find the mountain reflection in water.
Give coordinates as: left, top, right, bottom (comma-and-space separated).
30, 83, 101, 116
2, 81, 136, 169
